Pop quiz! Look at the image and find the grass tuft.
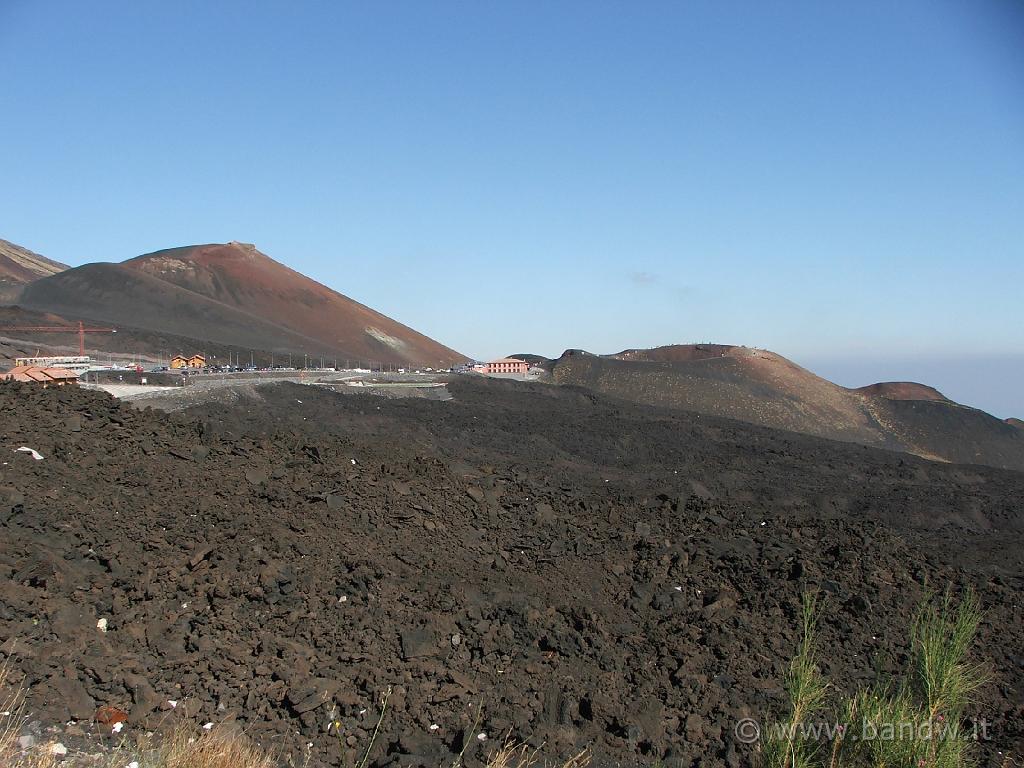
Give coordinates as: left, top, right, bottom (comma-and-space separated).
760, 587, 989, 768
483, 739, 591, 768
140, 725, 277, 768
761, 592, 830, 768
913, 589, 987, 724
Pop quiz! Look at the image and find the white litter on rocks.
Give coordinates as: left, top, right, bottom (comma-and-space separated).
477, 732, 488, 741
167, 700, 178, 708
112, 722, 124, 734
96, 618, 108, 632
202, 722, 213, 730
429, 724, 439, 731
15, 447, 43, 460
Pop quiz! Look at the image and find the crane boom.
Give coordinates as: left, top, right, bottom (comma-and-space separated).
0, 320, 117, 355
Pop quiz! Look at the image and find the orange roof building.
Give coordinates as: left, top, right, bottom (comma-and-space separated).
0, 365, 80, 387
171, 354, 206, 369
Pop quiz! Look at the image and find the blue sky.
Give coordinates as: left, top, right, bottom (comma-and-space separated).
1, 1, 1022, 416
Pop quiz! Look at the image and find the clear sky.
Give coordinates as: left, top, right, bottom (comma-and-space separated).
1, 1, 1022, 416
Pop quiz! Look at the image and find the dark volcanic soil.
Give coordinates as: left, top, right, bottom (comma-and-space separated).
0, 378, 1022, 767
0, 305, 309, 370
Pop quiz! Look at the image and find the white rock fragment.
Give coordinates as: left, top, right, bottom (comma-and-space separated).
429, 724, 439, 731
127, 762, 140, 768
167, 700, 178, 708
97, 618, 108, 633
202, 722, 213, 730
477, 732, 487, 741
112, 722, 124, 734
51, 743, 68, 756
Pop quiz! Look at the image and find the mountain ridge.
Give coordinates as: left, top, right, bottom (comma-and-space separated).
539, 344, 1024, 471
5, 239, 465, 366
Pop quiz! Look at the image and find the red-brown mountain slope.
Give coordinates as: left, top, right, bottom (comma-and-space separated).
0, 239, 68, 303
0, 239, 68, 285
12, 241, 464, 366
121, 242, 463, 366
547, 345, 1024, 471
854, 382, 951, 402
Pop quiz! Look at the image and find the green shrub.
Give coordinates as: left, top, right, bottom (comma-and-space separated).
760, 588, 987, 768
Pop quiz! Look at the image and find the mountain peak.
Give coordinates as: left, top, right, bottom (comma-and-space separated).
15, 241, 464, 366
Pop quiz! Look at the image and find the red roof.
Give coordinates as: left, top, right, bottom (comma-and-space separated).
0, 365, 80, 383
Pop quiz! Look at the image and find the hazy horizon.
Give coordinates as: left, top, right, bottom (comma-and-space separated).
2, 2, 1021, 416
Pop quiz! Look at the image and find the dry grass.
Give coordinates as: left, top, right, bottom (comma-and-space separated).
2, 725, 595, 768
4, 655, 591, 768
484, 739, 592, 768
0, 722, 276, 768
140, 725, 277, 768
3, 663, 591, 768
2, 657, 276, 768
2, 728, 594, 768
